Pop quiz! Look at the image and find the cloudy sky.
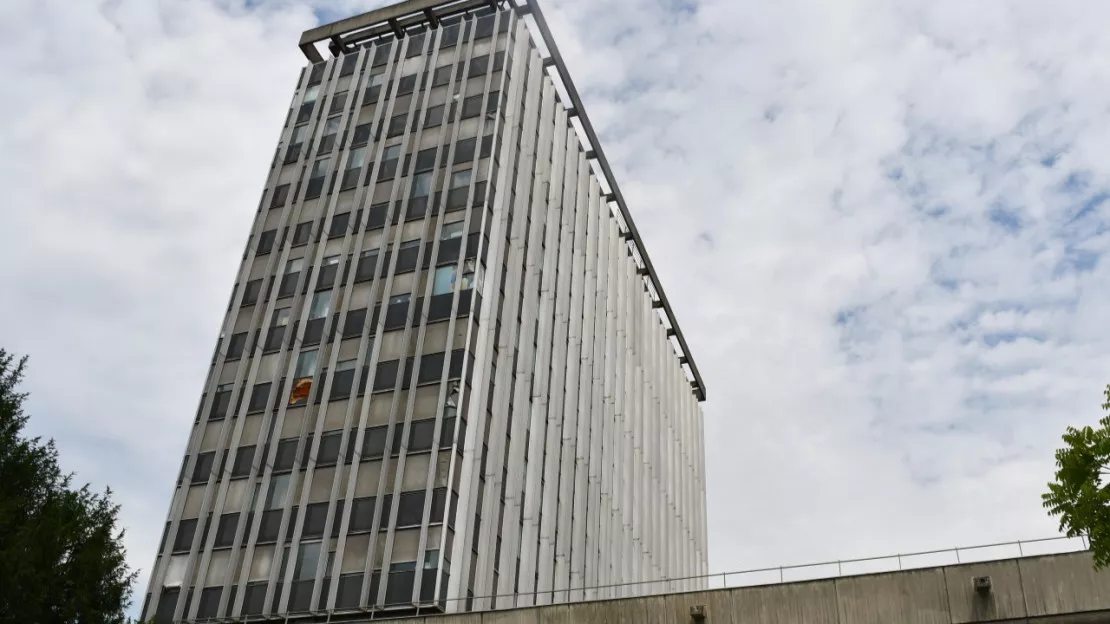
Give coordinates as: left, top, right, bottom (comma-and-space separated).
3, 0, 1108, 609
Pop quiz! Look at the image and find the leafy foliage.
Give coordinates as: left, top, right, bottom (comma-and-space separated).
0, 349, 137, 623
1043, 384, 1110, 568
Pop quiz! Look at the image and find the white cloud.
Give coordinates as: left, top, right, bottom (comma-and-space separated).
2, 0, 1108, 611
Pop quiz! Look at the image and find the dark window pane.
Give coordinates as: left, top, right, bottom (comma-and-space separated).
398, 74, 417, 95
241, 279, 262, 306
410, 419, 435, 451
307, 62, 325, 85
492, 50, 506, 72
248, 382, 270, 412
173, 518, 197, 552
425, 104, 444, 128
406, 33, 425, 57
384, 300, 408, 330
336, 573, 363, 608
363, 426, 387, 458
198, 587, 221, 619
468, 54, 489, 78
396, 241, 420, 273
461, 95, 482, 119
343, 308, 367, 338
386, 567, 415, 605
292, 221, 313, 246
340, 54, 358, 76
329, 211, 350, 238
414, 148, 437, 172
264, 325, 286, 352
271, 184, 290, 209
258, 509, 282, 542
440, 23, 459, 48
388, 113, 407, 137
274, 439, 298, 471
303, 502, 328, 538
257, 229, 277, 255
449, 349, 466, 378
318, 432, 342, 465
232, 445, 254, 477
225, 332, 247, 360
432, 66, 452, 87
350, 497, 376, 532
475, 14, 495, 39
214, 513, 239, 548
372, 43, 391, 66
418, 352, 445, 385
431, 487, 447, 523
356, 251, 379, 282
303, 317, 325, 346
366, 203, 388, 230
192, 452, 214, 484
397, 491, 424, 527
373, 360, 399, 391
243, 583, 266, 615
330, 367, 356, 400
428, 292, 453, 321
278, 271, 300, 298
352, 123, 372, 145
454, 137, 476, 164
155, 587, 179, 624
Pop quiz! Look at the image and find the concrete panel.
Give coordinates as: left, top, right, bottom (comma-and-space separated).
563, 599, 638, 624
1020, 552, 1110, 617
662, 589, 734, 624
944, 560, 1027, 623
731, 579, 838, 624
533, 604, 572, 624
836, 568, 950, 624
482, 607, 540, 624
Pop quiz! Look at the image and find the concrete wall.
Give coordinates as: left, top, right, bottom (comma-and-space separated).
362, 552, 1110, 624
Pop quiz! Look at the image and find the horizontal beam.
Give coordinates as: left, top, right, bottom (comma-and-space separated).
299, 0, 493, 62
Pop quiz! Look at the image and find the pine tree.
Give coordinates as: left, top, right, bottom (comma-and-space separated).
0, 349, 137, 623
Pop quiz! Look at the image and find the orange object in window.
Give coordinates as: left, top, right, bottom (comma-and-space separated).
289, 378, 312, 405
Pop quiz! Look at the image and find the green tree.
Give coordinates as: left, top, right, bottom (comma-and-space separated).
1043, 384, 1110, 568
0, 349, 137, 623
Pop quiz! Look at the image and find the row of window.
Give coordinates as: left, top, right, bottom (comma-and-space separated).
237, 230, 485, 318
156, 559, 446, 622
186, 413, 466, 489
206, 346, 472, 425
170, 486, 453, 558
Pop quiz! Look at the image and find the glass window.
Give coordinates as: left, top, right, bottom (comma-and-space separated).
369, 73, 385, 87
389, 293, 410, 306
273, 307, 291, 327
308, 292, 331, 320
286, 258, 304, 274
265, 474, 290, 509
348, 147, 366, 169
304, 85, 320, 103
441, 222, 464, 240
423, 549, 439, 569
451, 170, 471, 189
336, 359, 357, 373
294, 541, 321, 581
383, 144, 401, 161
311, 158, 330, 179
412, 172, 433, 197
433, 266, 456, 296
295, 349, 319, 378
425, 104, 444, 128
324, 116, 341, 136
291, 125, 308, 144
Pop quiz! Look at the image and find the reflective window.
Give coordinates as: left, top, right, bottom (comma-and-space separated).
451, 169, 471, 189
441, 221, 464, 240
295, 349, 319, 378
265, 474, 290, 509
412, 172, 433, 197
303, 85, 320, 103
433, 265, 456, 296
308, 292, 331, 320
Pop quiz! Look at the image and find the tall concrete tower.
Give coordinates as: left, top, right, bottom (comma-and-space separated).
143, 1, 707, 621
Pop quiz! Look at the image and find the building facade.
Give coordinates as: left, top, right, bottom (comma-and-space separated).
143, 1, 707, 621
